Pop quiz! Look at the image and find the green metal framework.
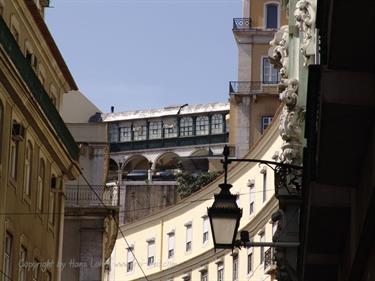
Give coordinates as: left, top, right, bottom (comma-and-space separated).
0, 17, 79, 160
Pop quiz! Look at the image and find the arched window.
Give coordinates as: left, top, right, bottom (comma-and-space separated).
265, 3, 279, 29
37, 159, 45, 211
24, 141, 33, 196
211, 114, 223, 134
196, 116, 209, 136
180, 117, 193, 136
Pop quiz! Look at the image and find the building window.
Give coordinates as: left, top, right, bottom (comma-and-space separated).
202, 216, 209, 244
32, 259, 40, 281
133, 125, 147, 141
272, 222, 278, 237
167, 232, 175, 259
163, 120, 177, 138
3, 232, 12, 281
211, 114, 223, 134
262, 57, 278, 84
196, 116, 209, 136
10, 21, 20, 42
19, 246, 27, 281
233, 255, 239, 281
200, 270, 208, 281
48, 178, 55, 225
263, 171, 267, 202
249, 184, 255, 215
119, 127, 132, 142
185, 223, 192, 252
247, 245, 253, 274
127, 247, 134, 272
147, 240, 155, 266
37, 159, 45, 211
109, 124, 119, 143
217, 263, 224, 281
24, 141, 33, 196
149, 121, 162, 139
265, 3, 278, 29
180, 117, 193, 137
10, 139, 18, 180
260, 232, 265, 264
261, 116, 273, 133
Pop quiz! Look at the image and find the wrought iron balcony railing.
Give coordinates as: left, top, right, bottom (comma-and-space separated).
233, 18, 252, 30
229, 81, 280, 94
264, 247, 276, 274
0, 16, 79, 160
65, 185, 119, 207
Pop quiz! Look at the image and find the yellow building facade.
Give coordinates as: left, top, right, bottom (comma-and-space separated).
229, 0, 287, 158
0, 1, 80, 281
108, 108, 282, 281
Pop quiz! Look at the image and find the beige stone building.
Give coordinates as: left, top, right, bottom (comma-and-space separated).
0, 1, 80, 281
230, 0, 287, 158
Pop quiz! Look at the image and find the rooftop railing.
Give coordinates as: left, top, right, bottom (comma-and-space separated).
65, 185, 119, 207
233, 18, 252, 30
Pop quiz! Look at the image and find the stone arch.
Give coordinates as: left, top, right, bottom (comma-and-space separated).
107, 158, 119, 181
154, 152, 181, 171
123, 154, 150, 172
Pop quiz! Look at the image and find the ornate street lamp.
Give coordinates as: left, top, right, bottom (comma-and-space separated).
208, 145, 302, 250
207, 182, 242, 249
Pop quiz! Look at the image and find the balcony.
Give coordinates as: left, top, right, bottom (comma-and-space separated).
229, 81, 279, 95
0, 17, 79, 160
232, 18, 252, 30
65, 185, 119, 208
264, 247, 277, 274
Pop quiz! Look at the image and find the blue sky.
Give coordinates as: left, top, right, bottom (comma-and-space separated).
46, 0, 241, 113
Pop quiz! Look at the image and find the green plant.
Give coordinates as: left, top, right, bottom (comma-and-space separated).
177, 171, 223, 199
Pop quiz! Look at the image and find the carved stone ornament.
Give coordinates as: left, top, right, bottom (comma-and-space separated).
279, 79, 305, 165
294, 0, 316, 66
269, 25, 289, 81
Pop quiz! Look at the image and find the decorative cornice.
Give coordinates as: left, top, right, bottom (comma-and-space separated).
294, 0, 316, 66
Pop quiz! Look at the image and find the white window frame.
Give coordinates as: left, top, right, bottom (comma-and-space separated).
119, 126, 132, 142
248, 180, 255, 215
211, 114, 223, 134
261, 56, 279, 85
109, 124, 119, 143
149, 121, 162, 139
185, 223, 192, 252
127, 246, 134, 272
232, 254, 239, 281
200, 270, 208, 281
202, 216, 209, 244
180, 117, 193, 137
217, 262, 224, 281
167, 232, 175, 259
261, 116, 273, 133
247, 245, 253, 275
133, 125, 147, 141
147, 239, 155, 267
196, 116, 209, 136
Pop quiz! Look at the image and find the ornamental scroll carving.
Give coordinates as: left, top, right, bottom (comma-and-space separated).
294, 0, 316, 66
269, 25, 289, 81
269, 26, 305, 165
